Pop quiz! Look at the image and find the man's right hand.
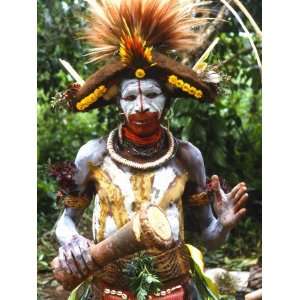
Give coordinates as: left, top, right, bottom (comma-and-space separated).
58, 235, 96, 278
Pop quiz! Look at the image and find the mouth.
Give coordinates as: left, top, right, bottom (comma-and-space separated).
132, 120, 153, 126
128, 112, 160, 126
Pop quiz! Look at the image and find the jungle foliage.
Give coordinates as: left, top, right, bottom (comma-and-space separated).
38, 0, 261, 298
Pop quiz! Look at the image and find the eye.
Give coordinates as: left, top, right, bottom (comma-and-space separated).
124, 95, 137, 101
146, 92, 159, 99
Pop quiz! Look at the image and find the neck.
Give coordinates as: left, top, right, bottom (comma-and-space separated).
121, 125, 163, 147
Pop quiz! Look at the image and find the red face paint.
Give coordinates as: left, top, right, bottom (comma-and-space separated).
124, 111, 161, 143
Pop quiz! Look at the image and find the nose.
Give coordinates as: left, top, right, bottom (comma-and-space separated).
135, 95, 150, 113
135, 106, 149, 113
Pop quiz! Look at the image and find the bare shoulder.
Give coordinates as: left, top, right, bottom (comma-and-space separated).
175, 139, 206, 185
75, 137, 108, 167
74, 137, 108, 186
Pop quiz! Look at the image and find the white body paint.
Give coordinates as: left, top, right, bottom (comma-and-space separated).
104, 215, 118, 238
92, 194, 101, 241
165, 203, 180, 240
55, 210, 79, 245
150, 166, 177, 204
120, 79, 166, 119
91, 155, 181, 241
102, 156, 136, 218
74, 138, 106, 188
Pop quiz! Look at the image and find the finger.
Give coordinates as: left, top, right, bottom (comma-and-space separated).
72, 242, 89, 276
229, 183, 243, 199
78, 240, 95, 272
234, 186, 248, 203
65, 248, 81, 278
234, 208, 247, 224
58, 247, 71, 274
234, 193, 248, 213
210, 175, 221, 191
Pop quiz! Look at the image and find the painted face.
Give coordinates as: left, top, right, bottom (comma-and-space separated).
120, 79, 166, 137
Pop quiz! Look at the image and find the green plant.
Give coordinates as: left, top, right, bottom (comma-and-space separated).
123, 252, 162, 300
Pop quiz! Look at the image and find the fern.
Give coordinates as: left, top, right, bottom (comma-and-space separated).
123, 252, 162, 300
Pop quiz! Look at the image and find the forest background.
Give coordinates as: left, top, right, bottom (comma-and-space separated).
37, 0, 262, 299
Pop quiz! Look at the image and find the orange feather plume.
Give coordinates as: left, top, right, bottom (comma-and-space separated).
84, 0, 208, 64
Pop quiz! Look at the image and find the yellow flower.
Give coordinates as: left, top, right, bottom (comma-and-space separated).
88, 94, 96, 103
94, 89, 101, 98
182, 83, 190, 92
99, 85, 107, 93
135, 68, 146, 79
76, 85, 108, 111
168, 75, 178, 85
188, 86, 197, 95
76, 103, 84, 111
195, 89, 203, 99
176, 80, 184, 88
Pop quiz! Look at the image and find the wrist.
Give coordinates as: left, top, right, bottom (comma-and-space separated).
217, 218, 232, 233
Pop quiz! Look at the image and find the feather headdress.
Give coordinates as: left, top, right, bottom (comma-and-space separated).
70, 0, 219, 112
84, 0, 207, 64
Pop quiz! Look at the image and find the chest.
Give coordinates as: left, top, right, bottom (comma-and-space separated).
89, 156, 188, 243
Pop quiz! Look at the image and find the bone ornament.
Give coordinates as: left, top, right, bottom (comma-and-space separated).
51, 205, 173, 291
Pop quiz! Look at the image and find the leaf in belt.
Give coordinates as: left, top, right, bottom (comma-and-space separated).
122, 251, 162, 300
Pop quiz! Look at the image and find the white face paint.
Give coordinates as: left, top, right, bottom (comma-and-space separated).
120, 79, 166, 119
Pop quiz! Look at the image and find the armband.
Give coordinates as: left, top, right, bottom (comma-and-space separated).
188, 192, 209, 206
64, 195, 90, 209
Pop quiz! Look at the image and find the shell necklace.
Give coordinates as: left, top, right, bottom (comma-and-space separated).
107, 126, 176, 170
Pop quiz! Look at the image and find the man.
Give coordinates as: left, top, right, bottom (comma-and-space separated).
54, 0, 248, 298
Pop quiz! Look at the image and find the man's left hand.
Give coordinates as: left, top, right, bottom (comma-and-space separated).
210, 175, 248, 229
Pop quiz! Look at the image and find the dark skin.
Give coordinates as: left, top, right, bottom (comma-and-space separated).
56, 80, 248, 279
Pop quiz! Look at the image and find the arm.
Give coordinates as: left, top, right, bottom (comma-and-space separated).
55, 138, 107, 278
193, 204, 231, 250
178, 141, 248, 250
56, 206, 96, 278
56, 207, 85, 246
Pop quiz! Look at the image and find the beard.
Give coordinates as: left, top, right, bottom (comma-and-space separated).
125, 112, 161, 137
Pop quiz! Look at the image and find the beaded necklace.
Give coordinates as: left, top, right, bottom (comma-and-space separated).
107, 126, 176, 170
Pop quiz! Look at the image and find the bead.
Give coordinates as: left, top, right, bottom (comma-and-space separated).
166, 289, 171, 294
121, 294, 128, 300
117, 291, 122, 296
104, 288, 110, 294
161, 291, 166, 296
111, 290, 116, 295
